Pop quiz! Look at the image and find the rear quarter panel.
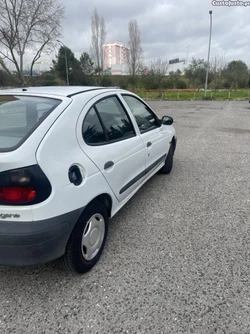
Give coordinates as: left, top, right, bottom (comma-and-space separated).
0, 95, 72, 222
34, 97, 117, 221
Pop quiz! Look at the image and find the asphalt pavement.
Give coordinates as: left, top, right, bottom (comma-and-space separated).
1, 100, 250, 334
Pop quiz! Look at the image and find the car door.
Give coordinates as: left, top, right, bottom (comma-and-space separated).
121, 94, 171, 174
77, 94, 147, 202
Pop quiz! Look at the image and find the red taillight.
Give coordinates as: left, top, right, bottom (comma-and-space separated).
0, 187, 36, 204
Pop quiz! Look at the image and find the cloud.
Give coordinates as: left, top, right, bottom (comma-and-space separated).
3, 0, 249, 70
60, 0, 250, 67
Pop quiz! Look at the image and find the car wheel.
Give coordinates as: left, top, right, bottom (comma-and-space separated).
160, 143, 174, 174
61, 200, 108, 274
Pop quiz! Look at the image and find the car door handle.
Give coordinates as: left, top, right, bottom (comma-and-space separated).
147, 142, 152, 147
104, 161, 114, 169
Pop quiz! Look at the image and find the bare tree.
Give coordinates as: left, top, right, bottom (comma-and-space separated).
150, 58, 168, 91
185, 58, 208, 90
0, 0, 64, 86
91, 8, 106, 77
151, 59, 168, 76
210, 55, 225, 91
128, 19, 143, 76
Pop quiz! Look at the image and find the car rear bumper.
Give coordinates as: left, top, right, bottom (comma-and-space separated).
0, 208, 83, 266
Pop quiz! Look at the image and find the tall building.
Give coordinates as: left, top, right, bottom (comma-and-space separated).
103, 41, 129, 73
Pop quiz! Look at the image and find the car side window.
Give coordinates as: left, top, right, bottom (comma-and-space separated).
95, 96, 135, 141
122, 95, 158, 133
82, 107, 107, 144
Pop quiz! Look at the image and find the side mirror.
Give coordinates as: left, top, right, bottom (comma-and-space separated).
162, 116, 173, 125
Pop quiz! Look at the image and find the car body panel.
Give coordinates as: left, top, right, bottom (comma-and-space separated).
76, 91, 147, 202
34, 97, 117, 221
120, 92, 175, 172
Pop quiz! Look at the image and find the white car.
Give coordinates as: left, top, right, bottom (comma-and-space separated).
0, 86, 176, 274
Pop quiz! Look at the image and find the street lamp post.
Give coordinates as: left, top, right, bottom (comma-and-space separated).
204, 10, 212, 98
57, 40, 69, 86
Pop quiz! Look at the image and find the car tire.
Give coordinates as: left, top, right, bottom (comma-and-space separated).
160, 143, 174, 174
61, 200, 108, 274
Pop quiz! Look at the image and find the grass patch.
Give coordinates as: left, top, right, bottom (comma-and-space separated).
132, 90, 250, 101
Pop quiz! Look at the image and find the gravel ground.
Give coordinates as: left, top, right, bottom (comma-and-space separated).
1, 100, 250, 334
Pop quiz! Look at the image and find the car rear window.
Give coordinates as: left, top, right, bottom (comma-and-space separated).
0, 95, 61, 152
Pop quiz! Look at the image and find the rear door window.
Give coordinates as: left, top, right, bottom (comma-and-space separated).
95, 96, 135, 142
82, 107, 107, 144
82, 95, 135, 145
0, 95, 61, 151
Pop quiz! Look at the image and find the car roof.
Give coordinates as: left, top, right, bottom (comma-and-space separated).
0, 86, 120, 98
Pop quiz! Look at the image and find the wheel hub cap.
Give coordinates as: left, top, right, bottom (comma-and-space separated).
81, 213, 105, 261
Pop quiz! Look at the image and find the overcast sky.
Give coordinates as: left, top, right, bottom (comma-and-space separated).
44, 0, 250, 70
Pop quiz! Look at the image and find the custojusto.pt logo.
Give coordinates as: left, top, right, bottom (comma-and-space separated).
212, 0, 250, 5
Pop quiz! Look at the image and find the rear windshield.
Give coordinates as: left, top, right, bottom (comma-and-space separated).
0, 95, 61, 152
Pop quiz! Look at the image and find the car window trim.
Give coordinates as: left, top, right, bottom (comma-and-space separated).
140, 124, 159, 134
82, 94, 136, 146
94, 105, 109, 142
82, 133, 137, 146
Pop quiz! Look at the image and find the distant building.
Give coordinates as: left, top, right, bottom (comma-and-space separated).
103, 41, 129, 73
